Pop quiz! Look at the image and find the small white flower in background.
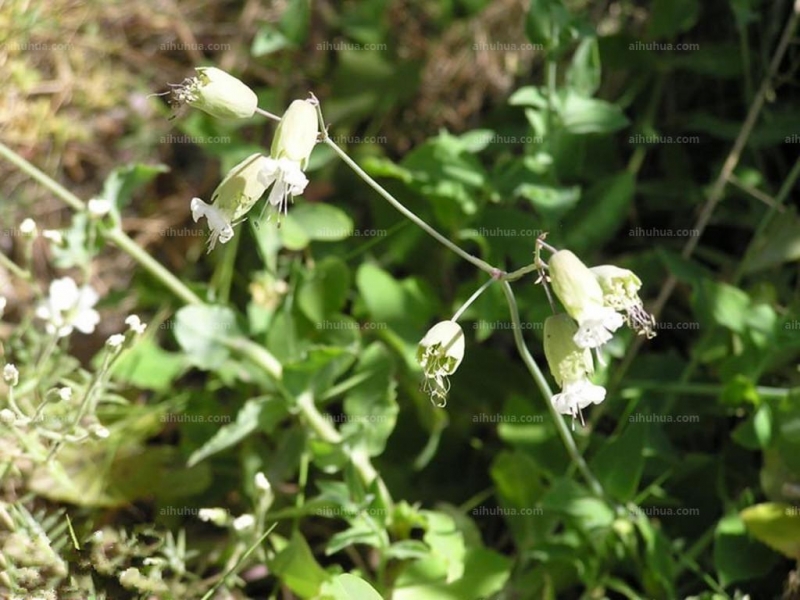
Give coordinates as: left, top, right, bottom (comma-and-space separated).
125, 314, 147, 334
0, 409, 15, 425
258, 98, 318, 218
591, 265, 656, 339
0, 296, 6, 318
19, 218, 37, 236
171, 67, 258, 120
87, 198, 112, 218
544, 314, 607, 424
255, 471, 271, 492
191, 153, 273, 251
3, 364, 19, 386
232, 514, 255, 531
42, 230, 64, 245
57, 387, 72, 402
106, 334, 126, 348
89, 424, 110, 439
35, 277, 101, 338
198, 508, 229, 526
416, 320, 465, 407
548, 250, 624, 350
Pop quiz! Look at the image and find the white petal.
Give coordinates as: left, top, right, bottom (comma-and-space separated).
49, 278, 80, 312
73, 308, 100, 334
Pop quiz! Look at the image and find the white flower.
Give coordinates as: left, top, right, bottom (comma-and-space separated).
591, 265, 656, 339
42, 230, 64, 245
173, 67, 258, 120
0, 409, 15, 425
232, 514, 255, 531
544, 314, 607, 423
256, 98, 318, 218
35, 277, 101, 338
255, 471, 271, 492
3, 364, 19, 386
125, 314, 147, 334
87, 198, 112, 218
106, 334, 126, 348
191, 153, 273, 251
0, 296, 6, 318
416, 320, 465, 407
57, 387, 72, 402
198, 508, 228, 526
548, 250, 624, 349
89, 424, 110, 439
19, 218, 37, 236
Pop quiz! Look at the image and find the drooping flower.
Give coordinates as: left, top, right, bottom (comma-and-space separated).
125, 314, 147, 335
191, 153, 273, 251
171, 67, 258, 120
591, 265, 656, 338
548, 250, 624, 349
416, 320, 465, 407
35, 277, 101, 338
232, 514, 256, 531
257, 98, 318, 219
544, 314, 607, 423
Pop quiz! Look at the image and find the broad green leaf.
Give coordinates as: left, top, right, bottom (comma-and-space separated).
298, 256, 351, 323
320, 574, 383, 600
692, 280, 750, 333
525, 0, 570, 51
270, 532, 331, 598
423, 511, 466, 583
356, 263, 406, 325
289, 203, 354, 241
732, 404, 772, 450
251, 26, 290, 56
647, 0, 700, 38
715, 513, 780, 585
567, 37, 601, 97
740, 503, 800, 559
173, 305, 239, 370
110, 338, 187, 392
541, 479, 615, 531
279, 0, 310, 44
558, 93, 629, 135
590, 424, 646, 501
741, 207, 800, 274
101, 163, 169, 209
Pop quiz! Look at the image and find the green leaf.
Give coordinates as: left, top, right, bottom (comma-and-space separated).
101, 163, 169, 209
423, 511, 466, 583
558, 93, 629, 135
279, 0, 310, 44
270, 532, 331, 598
692, 280, 750, 333
715, 512, 781, 585
251, 25, 291, 56
525, 0, 570, 51
174, 305, 239, 370
732, 404, 772, 450
356, 263, 406, 325
567, 37, 601, 97
741, 207, 800, 274
187, 398, 284, 467
740, 503, 800, 559
298, 257, 351, 323
110, 338, 187, 392
590, 424, 646, 501
647, 0, 700, 39
289, 203, 354, 242
320, 574, 383, 600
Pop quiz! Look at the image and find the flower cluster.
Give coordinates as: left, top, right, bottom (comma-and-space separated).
544, 249, 655, 421
176, 69, 320, 251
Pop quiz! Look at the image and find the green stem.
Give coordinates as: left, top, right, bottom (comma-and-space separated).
500, 281, 604, 498
452, 278, 494, 322
320, 135, 497, 276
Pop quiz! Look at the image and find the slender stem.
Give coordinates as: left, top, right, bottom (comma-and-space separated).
320, 135, 497, 276
500, 281, 605, 498
0, 251, 30, 282
255, 107, 281, 121
451, 278, 494, 322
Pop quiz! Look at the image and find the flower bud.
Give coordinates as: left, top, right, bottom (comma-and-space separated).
270, 99, 319, 169
591, 265, 656, 338
548, 250, 623, 349
417, 320, 465, 407
198, 508, 229, 526
3, 364, 19, 387
19, 218, 37, 237
178, 67, 258, 120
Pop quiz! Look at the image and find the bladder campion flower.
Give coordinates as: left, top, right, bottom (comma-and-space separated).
591, 265, 656, 338
35, 277, 101, 338
548, 250, 624, 349
416, 320, 465, 407
544, 314, 607, 424
257, 98, 319, 219
191, 153, 273, 251
171, 67, 258, 120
